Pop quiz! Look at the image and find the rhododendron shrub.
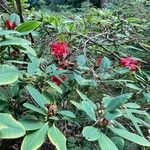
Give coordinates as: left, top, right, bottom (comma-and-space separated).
0, 5, 150, 150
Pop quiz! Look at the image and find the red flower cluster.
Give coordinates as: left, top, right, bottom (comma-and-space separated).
5, 19, 16, 30
120, 56, 139, 71
51, 75, 66, 86
97, 57, 102, 66
50, 41, 69, 59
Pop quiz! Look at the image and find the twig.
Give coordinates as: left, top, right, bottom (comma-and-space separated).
0, 1, 10, 14
15, 0, 34, 44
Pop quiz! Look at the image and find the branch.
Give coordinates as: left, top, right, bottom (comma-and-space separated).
0, 0, 10, 14
15, 0, 34, 44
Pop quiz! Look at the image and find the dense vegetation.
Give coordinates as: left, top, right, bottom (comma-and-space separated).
0, 0, 150, 150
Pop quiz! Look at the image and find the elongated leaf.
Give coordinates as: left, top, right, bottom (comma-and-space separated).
126, 83, 142, 91
21, 123, 48, 150
26, 86, 47, 110
126, 109, 143, 136
124, 103, 140, 109
47, 81, 63, 94
70, 100, 83, 110
104, 93, 133, 115
76, 89, 97, 109
16, 21, 41, 33
83, 126, 118, 150
111, 137, 124, 150
48, 125, 67, 150
0, 65, 19, 85
19, 115, 43, 131
0, 30, 21, 36
0, 37, 31, 46
27, 58, 40, 75
0, 113, 25, 139
73, 72, 97, 86
76, 55, 87, 66
82, 101, 97, 121
82, 126, 100, 141
57, 110, 76, 118
108, 126, 150, 146
98, 131, 119, 150
23, 103, 46, 115
99, 57, 111, 73
143, 92, 150, 102
105, 110, 122, 121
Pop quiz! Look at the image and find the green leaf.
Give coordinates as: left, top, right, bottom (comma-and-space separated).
47, 81, 63, 94
76, 55, 86, 66
26, 85, 47, 110
0, 37, 31, 46
111, 137, 124, 150
19, 115, 43, 131
21, 123, 48, 150
76, 89, 90, 101
125, 83, 142, 91
143, 92, 150, 102
99, 57, 111, 73
70, 100, 83, 110
0, 113, 25, 139
124, 45, 143, 51
23, 103, 46, 115
76, 89, 97, 109
73, 72, 97, 86
16, 21, 41, 33
0, 65, 19, 85
98, 131, 119, 150
82, 101, 97, 121
0, 30, 21, 36
48, 125, 67, 150
57, 110, 76, 118
82, 126, 100, 141
27, 58, 40, 75
104, 93, 133, 115
82, 126, 118, 150
126, 109, 143, 136
105, 110, 122, 121
108, 126, 150, 146
124, 103, 140, 109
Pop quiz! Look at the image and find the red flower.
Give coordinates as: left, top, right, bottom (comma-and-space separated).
120, 56, 139, 71
50, 41, 69, 59
97, 57, 102, 65
51, 75, 66, 86
5, 19, 17, 30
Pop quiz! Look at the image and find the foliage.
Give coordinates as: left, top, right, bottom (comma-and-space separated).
0, 0, 150, 150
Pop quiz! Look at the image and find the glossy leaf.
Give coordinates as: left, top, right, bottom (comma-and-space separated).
108, 126, 150, 146
0, 65, 19, 85
21, 123, 49, 150
82, 101, 97, 121
57, 110, 76, 118
23, 103, 46, 115
82, 126, 100, 141
47, 81, 63, 94
16, 21, 41, 33
48, 125, 67, 150
26, 86, 47, 110
19, 115, 43, 131
104, 93, 133, 115
0, 113, 25, 139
